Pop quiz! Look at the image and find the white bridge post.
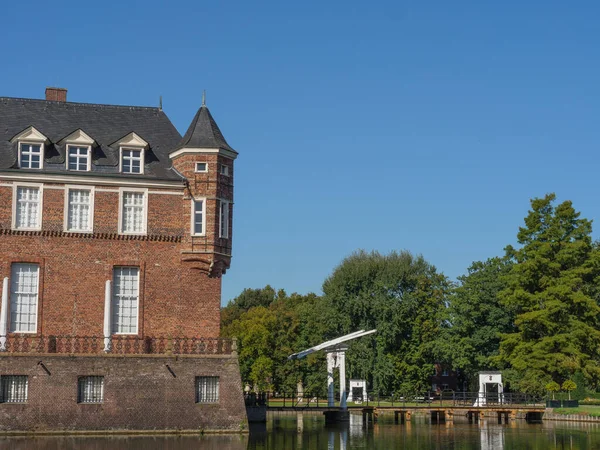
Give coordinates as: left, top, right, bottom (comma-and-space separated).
327, 352, 335, 407
0, 277, 8, 351
339, 350, 347, 410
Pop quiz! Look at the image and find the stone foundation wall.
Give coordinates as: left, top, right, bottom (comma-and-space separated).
0, 354, 247, 433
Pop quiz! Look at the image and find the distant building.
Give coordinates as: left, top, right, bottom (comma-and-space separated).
430, 363, 459, 392
0, 88, 246, 432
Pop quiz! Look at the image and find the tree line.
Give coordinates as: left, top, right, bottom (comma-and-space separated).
221, 194, 600, 396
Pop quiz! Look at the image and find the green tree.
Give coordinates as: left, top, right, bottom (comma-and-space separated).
562, 380, 577, 400
438, 257, 515, 389
545, 381, 560, 400
497, 194, 600, 394
222, 287, 331, 394
322, 250, 450, 394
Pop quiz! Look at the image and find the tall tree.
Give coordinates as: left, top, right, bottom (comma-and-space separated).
437, 257, 515, 389
322, 250, 450, 394
497, 194, 600, 394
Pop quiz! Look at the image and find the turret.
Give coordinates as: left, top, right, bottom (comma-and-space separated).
170, 98, 238, 276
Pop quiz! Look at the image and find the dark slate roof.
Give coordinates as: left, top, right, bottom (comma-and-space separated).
175, 105, 237, 153
0, 97, 187, 181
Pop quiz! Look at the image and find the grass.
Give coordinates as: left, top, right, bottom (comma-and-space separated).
552, 405, 600, 417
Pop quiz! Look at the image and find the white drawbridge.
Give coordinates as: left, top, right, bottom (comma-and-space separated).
288, 329, 376, 409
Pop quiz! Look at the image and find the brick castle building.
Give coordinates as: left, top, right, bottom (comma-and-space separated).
0, 88, 246, 432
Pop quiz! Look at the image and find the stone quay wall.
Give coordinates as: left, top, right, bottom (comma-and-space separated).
0, 354, 247, 433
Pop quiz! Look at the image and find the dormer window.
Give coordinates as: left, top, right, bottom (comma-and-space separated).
60, 129, 95, 172
112, 132, 149, 175
67, 145, 91, 171
121, 149, 143, 174
10, 126, 48, 170
19, 143, 43, 169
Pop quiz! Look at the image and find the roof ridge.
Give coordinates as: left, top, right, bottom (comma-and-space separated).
0, 97, 161, 111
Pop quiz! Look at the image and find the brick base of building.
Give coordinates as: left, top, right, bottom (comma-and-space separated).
0, 354, 247, 433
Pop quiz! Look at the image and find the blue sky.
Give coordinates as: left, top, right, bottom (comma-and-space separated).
2, 1, 599, 304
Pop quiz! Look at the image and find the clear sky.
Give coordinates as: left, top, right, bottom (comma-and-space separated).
2, 1, 599, 304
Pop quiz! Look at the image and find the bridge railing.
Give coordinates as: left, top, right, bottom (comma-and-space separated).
261, 391, 544, 408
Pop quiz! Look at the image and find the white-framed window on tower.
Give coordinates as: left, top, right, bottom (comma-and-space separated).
9, 263, 40, 333
65, 187, 94, 232
219, 200, 230, 239
112, 267, 139, 335
191, 198, 205, 236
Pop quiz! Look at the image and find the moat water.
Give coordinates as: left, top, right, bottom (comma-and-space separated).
0, 413, 599, 449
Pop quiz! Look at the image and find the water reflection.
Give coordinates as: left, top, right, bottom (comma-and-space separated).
1, 415, 600, 449
480, 420, 505, 450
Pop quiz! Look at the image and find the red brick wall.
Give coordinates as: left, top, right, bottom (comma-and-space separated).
0, 354, 247, 432
0, 181, 228, 338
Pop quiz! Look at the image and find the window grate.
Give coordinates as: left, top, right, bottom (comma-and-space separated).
196, 376, 219, 403
1, 376, 28, 403
78, 376, 104, 403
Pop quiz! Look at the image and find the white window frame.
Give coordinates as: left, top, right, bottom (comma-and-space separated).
119, 147, 145, 174
219, 164, 229, 176
11, 183, 43, 231
64, 186, 95, 233
0, 376, 28, 403
78, 376, 104, 403
18, 142, 44, 170
112, 266, 140, 335
117, 188, 148, 235
9, 263, 40, 334
219, 200, 230, 239
66, 145, 92, 172
195, 162, 208, 173
191, 198, 206, 236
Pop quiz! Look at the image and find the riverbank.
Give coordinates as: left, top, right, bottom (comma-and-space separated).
545, 405, 600, 422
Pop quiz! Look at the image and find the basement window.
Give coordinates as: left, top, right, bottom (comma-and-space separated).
196, 376, 219, 403
0, 376, 28, 403
78, 376, 104, 403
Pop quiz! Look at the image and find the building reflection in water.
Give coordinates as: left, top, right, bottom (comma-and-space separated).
479, 420, 505, 450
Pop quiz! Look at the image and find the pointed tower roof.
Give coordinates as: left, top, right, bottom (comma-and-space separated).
175, 105, 237, 154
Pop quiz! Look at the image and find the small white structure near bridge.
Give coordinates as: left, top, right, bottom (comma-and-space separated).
475, 371, 504, 406
348, 379, 367, 403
